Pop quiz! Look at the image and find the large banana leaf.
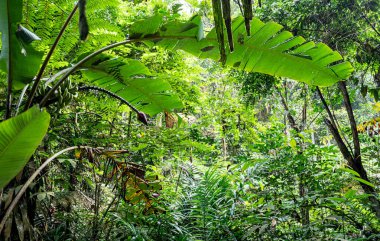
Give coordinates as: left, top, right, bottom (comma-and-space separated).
0, 0, 43, 90
81, 55, 183, 116
130, 15, 353, 86
0, 106, 50, 188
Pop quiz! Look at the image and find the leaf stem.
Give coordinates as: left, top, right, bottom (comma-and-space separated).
5, 0, 13, 120
25, 3, 79, 110
0, 145, 91, 232
15, 84, 29, 115
78, 86, 139, 113
39, 36, 193, 107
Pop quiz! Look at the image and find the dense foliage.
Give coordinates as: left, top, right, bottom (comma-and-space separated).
0, 0, 380, 240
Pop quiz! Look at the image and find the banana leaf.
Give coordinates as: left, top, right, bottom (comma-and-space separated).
0, 0, 43, 90
0, 106, 51, 188
129, 15, 353, 86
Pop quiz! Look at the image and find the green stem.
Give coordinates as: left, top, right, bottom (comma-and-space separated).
39, 36, 193, 107
78, 86, 139, 113
0, 146, 92, 233
5, 0, 13, 120
25, 3, 79, 110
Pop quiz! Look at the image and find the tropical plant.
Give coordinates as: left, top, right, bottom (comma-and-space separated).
0, 106, 50, 189
2, 0, 379, 240
129, 14, 353, 87
184, 169, 234, 240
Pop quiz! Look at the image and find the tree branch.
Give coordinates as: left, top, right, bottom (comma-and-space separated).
301, 85, 307, 131
276, 86, 299, 132
316, 86, 353, 155
338, 81, 361, 159
321, 84, 380, 218
324, 118, 354, 166
316, 87, 338, 130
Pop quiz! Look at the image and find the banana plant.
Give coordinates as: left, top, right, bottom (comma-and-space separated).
0, 0, 182, 189
0, 106, 50, 189
80, 54, 183, 116
128, 15, 353, 87
0, 0, 49, 190
37, 12, 354, 125
0, 0, 354, 193
0, 0, 358, 239
0, 0, 43, 118
0, 0, 43, 90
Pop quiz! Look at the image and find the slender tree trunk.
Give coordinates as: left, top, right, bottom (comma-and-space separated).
317, 83, 380, 218
299, 179, 310, 225
299, 87, 310, 226
277, 85, 310, 225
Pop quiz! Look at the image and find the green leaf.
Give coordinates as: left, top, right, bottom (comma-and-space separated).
81, 56, 183, 116
327, 197, 345, 203
339, 167, 360, 177
289, 138, 297, 149
338, 168, 375, 191
131, 15, 353, 86
129, 14, 163, 39
353, 177, 375, 188
344, 189, 357, 199
0, 0, 43, 90
0, 106, 51, 188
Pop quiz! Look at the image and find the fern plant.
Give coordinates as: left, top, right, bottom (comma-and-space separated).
179, 169, 235, 240
0, 0, 358, 239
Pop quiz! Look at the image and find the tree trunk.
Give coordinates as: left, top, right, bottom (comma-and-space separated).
277, 85, 310, 225
318, 84, 380, 219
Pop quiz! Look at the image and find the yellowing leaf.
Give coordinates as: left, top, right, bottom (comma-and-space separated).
259, 182, 265, 191
289, 138, 297, 149
373, 102, 380, 112
75, 149, 81, 159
